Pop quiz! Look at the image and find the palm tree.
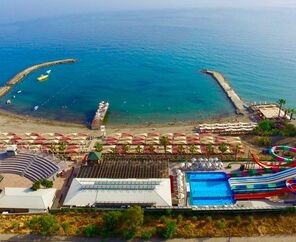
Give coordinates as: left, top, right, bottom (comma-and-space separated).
206, 144, 214, 157
58, 142, 67, 154
160, 136, 169, 154
233, 144, 242, 161
289, 108, 296, 120
122, 144, 130, 154
218, 143, 228, 160
49, 144, 56, 154
94, 143, 103, 152
148, 144, 155, 154
278, 99, 286, 117
110, 147, 118, 154
135, 145, 142, 154
177, 144, 185, 154
189, 144, 197, 154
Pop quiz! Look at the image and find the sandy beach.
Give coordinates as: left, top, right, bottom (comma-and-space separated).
0, 108, 250, 135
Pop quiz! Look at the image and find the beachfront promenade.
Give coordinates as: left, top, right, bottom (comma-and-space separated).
201, 69, 247, 115
0, 58, 77, 97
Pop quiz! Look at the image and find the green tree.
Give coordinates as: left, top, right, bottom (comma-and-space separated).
160, 136, 169, 154
189, 144, 197, 154
289, 108, 296, 120
278, 99, 286, 117
94, 143, 103, 152
233, 144, 242, 161
58, 142, 67, 154
102, 210, 123, 232
123, 205, 144, 230
206, 144, 214, 157
160, 220, 176, 239
148, 144, 155, 154
177, 144, 185, 154
40, 179, 53, 188
31, 181, 41, 191
122, 144, 130, 154
27, 215, 60, 235
135, 145, 142, 154
110, 147, 118, 154
84, 224, 99, 237
218, 143, 228, 159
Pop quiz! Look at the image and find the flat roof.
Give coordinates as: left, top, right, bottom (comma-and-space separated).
63, 178, 172, 207
0, 188, 56, 210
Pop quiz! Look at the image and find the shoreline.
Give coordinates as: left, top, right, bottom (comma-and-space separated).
0, 107, 250, 134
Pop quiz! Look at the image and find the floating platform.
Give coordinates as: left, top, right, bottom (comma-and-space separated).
91, 101, 109, 130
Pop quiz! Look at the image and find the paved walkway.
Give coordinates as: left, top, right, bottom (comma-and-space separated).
0, 235, 296, 242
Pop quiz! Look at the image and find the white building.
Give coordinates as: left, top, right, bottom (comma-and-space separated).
63, 178, 172, 207
0, 188, 56, 213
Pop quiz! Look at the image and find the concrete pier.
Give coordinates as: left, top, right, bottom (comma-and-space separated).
0, 59, 77, 97
201, 69, 247, 115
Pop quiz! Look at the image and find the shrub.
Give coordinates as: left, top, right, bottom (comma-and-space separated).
177, 214, 183, 222
84, 224, 99, 237
248, 215, 254, 223
234, 215, 242, 224
160, 220, 176, 239
160, 215, 167, 223
11, 222, 20, 230
215, 219, 226, 229
123, 205, 144, 230
257, 136, 272, 147
40, 179, 53, 188
31, 181, 41, 191
184, 224, 191, 231
206, 216, 212, 223
102, 210, 122, 232
61, 222, 70, 234
27, 215, 60, 235
121, 229, 136, 240
142, 229, 154, 240
192, 216, 198, 221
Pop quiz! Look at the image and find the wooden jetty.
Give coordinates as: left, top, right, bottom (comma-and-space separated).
91, 101, 109, 130
0, 58, 77, 97
201, 69, 247, 115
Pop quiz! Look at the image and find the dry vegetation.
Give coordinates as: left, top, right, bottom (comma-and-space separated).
1, 210, 296, 239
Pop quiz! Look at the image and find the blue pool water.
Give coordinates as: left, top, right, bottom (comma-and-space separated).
187, 172, 234, 206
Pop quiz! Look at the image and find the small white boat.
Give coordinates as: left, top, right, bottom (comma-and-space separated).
6, 100, 11, 104
33, 105, 39, 111
17, 90, 22, 94
13, 95, 16, 99
46, 70, 51, 74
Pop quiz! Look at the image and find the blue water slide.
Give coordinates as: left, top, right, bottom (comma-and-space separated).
229, 167, 296, 186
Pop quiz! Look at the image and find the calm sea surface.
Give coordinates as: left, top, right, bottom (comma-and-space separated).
0, 9, 295, 125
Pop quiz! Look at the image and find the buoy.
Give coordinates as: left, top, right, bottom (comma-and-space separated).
33, 105, 39, 111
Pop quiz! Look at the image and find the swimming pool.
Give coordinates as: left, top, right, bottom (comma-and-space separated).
187, 172, 235, 206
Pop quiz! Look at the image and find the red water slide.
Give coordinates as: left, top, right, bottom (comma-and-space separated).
234, 187, 289, 200
251, 152, 296, 169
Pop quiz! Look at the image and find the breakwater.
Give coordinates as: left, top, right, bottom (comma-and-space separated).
0, 59, 77, 97
201, 69, 247, 115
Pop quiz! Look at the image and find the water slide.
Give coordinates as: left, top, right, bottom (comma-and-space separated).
229, 168, 296, 200
234, 187, 289, 200
251, 152, 296, 168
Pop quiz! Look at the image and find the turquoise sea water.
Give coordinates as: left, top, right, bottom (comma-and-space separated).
0, 9, 295, 125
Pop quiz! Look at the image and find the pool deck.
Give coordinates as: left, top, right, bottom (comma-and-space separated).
201, 69, 247, 115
